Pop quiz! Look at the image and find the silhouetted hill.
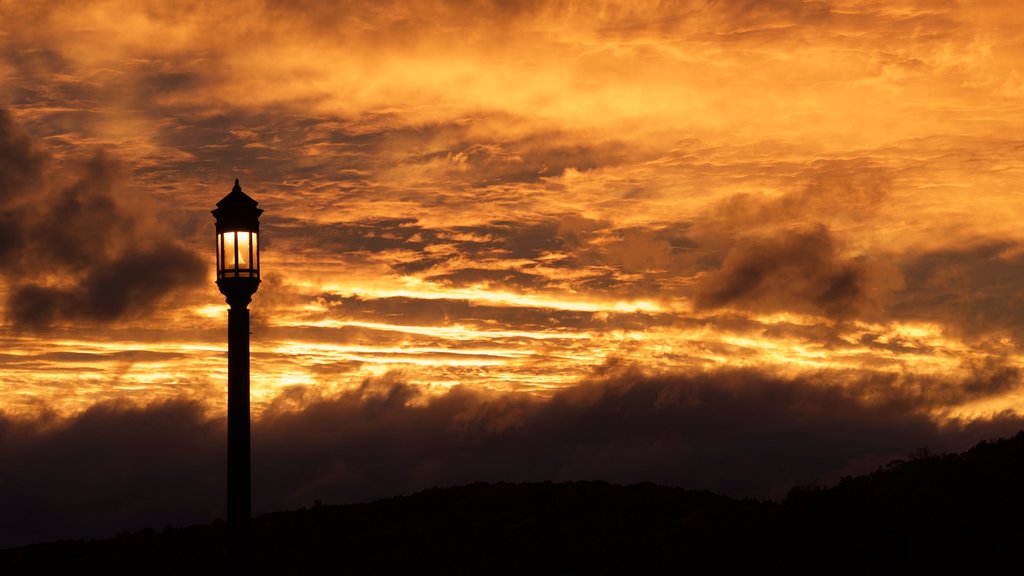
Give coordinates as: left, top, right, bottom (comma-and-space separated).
3, 431, 1023, 574
783, 430, 1024, 572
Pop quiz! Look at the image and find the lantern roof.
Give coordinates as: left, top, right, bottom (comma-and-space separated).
216, 179, 260, 211
213, 179, 263, 228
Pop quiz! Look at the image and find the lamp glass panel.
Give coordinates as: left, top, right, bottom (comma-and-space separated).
237, 232, 250, 267
223, 232, 237, 271
217, 231, 258, 277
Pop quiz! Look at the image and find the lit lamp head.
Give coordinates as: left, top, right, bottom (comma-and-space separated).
213, 179, 263, 307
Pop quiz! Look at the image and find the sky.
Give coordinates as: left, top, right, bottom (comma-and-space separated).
3, 0, 1024, 547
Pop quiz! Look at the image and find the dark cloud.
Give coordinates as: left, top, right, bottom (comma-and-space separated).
0, 109, 45, 205
274, 216, 428, 256
8, 246, 205, 326
282, 213, 703, 299
0, 111, 43, 268
134, 103, 633, 206
4, 48, 72, 84
142, 107, 333, 189
891, 242, 1024, 341
0, 400, 223, 548
695, 225, 901, 318
4, 367, 1021, 548
249, 366, 1024, 510
273, 216, 575, 285
449, 220, 567, 260
0, 109, 205, 328
836, 357, 1023, 410
695, 158, 894, 248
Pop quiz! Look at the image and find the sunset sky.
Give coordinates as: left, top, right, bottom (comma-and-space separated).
3, 0, 1024, 547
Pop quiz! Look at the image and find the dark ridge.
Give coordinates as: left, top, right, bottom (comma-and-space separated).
3, 431, 1023, 574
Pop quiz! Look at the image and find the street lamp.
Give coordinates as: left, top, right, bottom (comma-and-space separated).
212, 178, 262, 573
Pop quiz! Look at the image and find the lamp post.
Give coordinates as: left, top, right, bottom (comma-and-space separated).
212, 178, 262, 574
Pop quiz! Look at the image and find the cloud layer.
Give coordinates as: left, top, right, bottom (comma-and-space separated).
2, 0, 1023, 415
3, 368, 1021, 548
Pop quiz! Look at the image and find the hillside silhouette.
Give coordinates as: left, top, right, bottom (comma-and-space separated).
2, 431, 1022, 574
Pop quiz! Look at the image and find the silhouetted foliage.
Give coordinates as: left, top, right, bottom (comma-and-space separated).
3, 431, 1023, 574
782, 431, 1024, 573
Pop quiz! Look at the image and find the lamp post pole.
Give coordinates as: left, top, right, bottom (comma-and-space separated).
227, 293, 251, 572
213, 179, 263, 575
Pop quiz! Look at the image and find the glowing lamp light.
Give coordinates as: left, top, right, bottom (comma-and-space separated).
217, 228, 259, 279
